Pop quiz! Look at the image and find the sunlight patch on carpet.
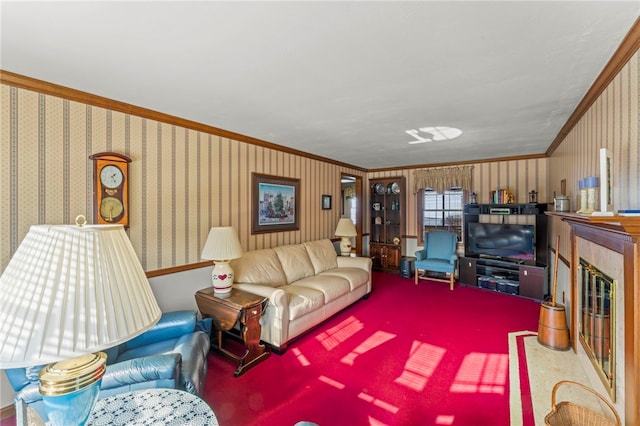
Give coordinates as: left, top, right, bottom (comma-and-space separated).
368, 416, 389, 426
357, 392, 399, 414
394, 341, 446, 391
450, 352, 508, 394
292, 347, 310, 366
435, 414, 455, 425
318, 375, 345, 389
341, 330, 396, 365
315, 315, 364, 350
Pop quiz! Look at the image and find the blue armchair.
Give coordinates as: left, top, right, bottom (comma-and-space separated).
5, 310, 211, 422
414, 231, 458, 290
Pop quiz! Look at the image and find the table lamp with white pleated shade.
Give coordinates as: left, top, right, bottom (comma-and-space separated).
0, 219, 161, 425
201, 226, 244, 294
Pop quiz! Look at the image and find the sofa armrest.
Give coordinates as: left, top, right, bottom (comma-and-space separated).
12, 383, 42, 406
12, 353, 181, 407
336, 256, 372, 272
233, 283, 289, 345
233, 283, 288, 310
100, 353, 181, 390
173, 331, 210, 395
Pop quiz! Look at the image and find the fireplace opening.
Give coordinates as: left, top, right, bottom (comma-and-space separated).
579, 258, 616, 400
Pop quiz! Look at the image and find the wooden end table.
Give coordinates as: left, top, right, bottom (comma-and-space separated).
195, 287, 270, 377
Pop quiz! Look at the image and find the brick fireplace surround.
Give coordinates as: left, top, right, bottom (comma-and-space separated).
560, 214, 639, 425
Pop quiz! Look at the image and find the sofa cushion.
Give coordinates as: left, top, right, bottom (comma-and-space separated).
319, 267, 370, 291
290, 275, 350, 303
232, 248, 287, 288
303, 239, 339, 275
274, 244, 315, 284
281, 286, 325, 320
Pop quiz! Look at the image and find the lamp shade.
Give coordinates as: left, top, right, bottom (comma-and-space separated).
201, 227, 243, 261
335, 218, 357, 237
0, 223, 161, 369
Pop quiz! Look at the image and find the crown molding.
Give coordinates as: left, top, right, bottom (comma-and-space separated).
0, 69, 367, 173
546, 16, 640, 156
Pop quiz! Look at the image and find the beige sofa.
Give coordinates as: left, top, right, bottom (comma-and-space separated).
230, 239, 372, 352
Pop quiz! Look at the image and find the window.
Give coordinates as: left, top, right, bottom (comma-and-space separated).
419, 187, 464, 242
350, 198, 357, 225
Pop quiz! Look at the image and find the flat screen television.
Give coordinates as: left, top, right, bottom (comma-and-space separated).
466, 222, 535, 262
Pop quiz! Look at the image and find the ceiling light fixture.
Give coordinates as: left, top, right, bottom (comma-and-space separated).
406, 126, 462, 144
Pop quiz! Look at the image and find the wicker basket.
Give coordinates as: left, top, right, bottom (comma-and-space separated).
544, 381, 620, 426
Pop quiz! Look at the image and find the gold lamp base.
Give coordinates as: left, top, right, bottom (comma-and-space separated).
39, 352, 107, 426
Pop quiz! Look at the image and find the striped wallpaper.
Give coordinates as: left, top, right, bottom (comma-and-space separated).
1, 48, 637, 273
0, 85, 364, 272
548, 50, 640, 260
366, 157, 548, 238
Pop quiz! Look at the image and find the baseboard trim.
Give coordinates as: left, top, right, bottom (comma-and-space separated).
0, 404, 15, 421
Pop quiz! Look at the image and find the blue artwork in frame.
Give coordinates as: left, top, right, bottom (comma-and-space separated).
252, 173, 300, 234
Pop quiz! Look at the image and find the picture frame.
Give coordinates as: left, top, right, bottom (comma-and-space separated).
599, 147, 614, 214
322, 195, 332, 210
252, 173, 300, 234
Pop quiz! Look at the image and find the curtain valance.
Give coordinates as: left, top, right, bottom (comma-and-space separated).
413, 165, 473, 193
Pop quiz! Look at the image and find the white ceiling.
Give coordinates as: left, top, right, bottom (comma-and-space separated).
1, 1, 638, 170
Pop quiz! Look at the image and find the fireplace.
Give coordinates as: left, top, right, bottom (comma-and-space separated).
557, 213, 639, 424
578, 258, 616, 400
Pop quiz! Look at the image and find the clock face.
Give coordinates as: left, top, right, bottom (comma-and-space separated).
100, 197, 124, 222
100, 165, 124, 189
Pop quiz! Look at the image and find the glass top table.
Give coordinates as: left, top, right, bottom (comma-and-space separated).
87, 388, 218, 425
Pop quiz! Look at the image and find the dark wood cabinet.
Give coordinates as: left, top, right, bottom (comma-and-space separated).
371, 243, 401, 271
460, 256, 547, 300
459, 257, 477, 285
519, 265, 546, 299
370, 176, 405, 272
461, 202, 548, 300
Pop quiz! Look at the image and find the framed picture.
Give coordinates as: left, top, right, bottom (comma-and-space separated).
322, 195, 332, 210
599, 148, 613, 214
252, 173, 300, 234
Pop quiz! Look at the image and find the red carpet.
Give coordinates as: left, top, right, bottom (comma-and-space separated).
202, 272, 541, 426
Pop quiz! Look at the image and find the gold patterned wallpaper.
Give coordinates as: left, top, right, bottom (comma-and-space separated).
549, 51, 639, 213
548, 50, 639, 261
0, 85, 364, 272
2, 47, 638, 274
367, 157, 549, 238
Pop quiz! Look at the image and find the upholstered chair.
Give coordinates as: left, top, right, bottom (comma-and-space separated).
414, 231, 458, 290
6, 310, 211, 422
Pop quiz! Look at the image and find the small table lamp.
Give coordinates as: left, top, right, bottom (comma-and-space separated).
201, 227, 244, 294
335, 218, 357, 256
0, 218, 161, 426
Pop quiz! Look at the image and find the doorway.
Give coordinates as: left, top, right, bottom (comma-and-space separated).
340, 173, 363, 256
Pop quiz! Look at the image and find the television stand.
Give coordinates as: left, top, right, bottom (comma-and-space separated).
459, 256, 548, 300
478, 254, 528, 265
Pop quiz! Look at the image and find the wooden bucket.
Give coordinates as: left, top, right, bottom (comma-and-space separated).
538, 302, 570, 351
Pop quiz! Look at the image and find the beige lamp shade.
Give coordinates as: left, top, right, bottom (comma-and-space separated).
0, 223, 161, 369
335, 218, 357, 237
201, 227, 243, 261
